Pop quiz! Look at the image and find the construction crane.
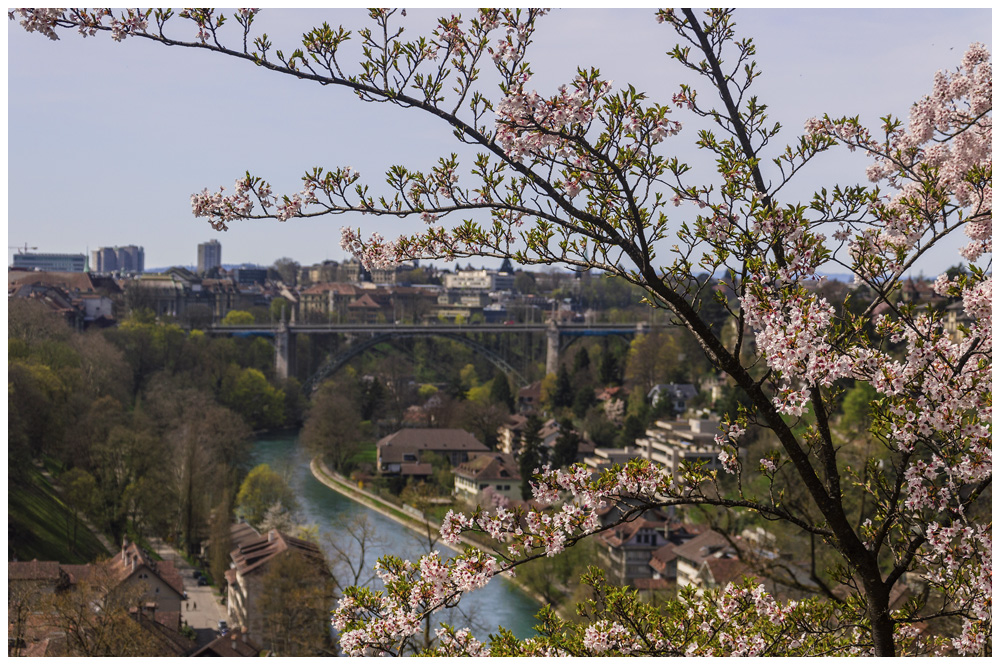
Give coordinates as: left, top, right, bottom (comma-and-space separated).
9, 244, 38, 254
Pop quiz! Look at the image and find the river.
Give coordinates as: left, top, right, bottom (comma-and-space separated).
250, 431, 543, 642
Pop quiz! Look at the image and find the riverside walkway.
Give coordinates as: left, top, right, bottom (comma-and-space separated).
308, 458, 553, 609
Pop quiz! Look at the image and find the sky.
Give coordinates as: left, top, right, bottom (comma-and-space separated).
6, 7, 993, 276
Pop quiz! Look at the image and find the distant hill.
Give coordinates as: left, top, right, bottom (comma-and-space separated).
143, 264, 259, 274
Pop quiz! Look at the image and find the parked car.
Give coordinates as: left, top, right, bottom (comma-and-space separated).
197, 577, 209, 586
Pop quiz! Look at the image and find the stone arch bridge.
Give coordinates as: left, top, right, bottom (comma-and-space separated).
207, 321, 656, 392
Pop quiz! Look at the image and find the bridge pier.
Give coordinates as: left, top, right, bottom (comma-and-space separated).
545, 321, 560, 376
274, 320, 296, 381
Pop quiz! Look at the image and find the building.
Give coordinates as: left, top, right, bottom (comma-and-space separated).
943, 300, 972, 341
119, 245, 145, 273
517, 381, 542, 414
91, 245, 145, 274
442, 268, 515, 291
9, 540, 185, 632
9, 269, 121, 328
453, 453, 521, 505
583, 446, 642, 477
232, 265, 268, 286
648, 383, 699, 413
197, 239, 222, 274
225, 529, 330, 643
595, 517, 669, 586
647, 523, 706, 584
633, 418, 723, 482
191, 633, 262, 657
376, 428, 489, 476
12, 252, 87, 272
299, 282, 363, 322
92, 246, 119, 273
497, 414, 528, 455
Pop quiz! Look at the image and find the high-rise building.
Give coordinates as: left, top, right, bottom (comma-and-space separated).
116, 245, 145, 273
92, 245, 144, 274
12, 252, 87, 272
92, 247, 118, 273
197, 239, 222, 274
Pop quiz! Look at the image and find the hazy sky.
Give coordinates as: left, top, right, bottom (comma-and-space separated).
7, 8, 992, 275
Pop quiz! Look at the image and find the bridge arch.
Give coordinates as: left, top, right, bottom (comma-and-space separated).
303, 331, 527, 393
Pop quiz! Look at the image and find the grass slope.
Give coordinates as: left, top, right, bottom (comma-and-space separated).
8, 465, 110, 564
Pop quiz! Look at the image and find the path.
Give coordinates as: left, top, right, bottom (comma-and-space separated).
309, 458, 553, 610
149, 538, 229, 647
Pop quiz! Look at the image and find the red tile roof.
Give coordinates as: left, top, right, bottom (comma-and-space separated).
192, 633, 262, 657
348, 293, 384, 309
108, 542, 184, 596
377, 428, 489, 464
8, 270, 100, 292
454, 453, 520, 482
8, 560, 63, 581
230, 530, 327, 578
596, 518, 665, 548
703, 557, 750, 587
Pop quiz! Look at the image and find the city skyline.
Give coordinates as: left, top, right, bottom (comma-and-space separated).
8, 8, 992, 275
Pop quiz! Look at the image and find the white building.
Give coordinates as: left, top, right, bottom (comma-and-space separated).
442, 269, 514, 291
633, 418, 723, 482
12, 252, 86, 272
197, 239, 222, 274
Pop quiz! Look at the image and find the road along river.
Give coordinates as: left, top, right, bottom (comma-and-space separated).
250, 431, 543, 641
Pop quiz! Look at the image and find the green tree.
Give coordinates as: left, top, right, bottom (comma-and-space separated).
518, 415, 544, 501
619, 414, 647, 448
840, 381, 879, 431
221, 367, 286, 430
488, 375, 515, 412
237, 464, 299, 528
572, 383, 595, 419
221, 309, 256, 326
269, 296, 291, 322
550, 419, 581, 469
552, 364, 574, 409
598, 346, 618, 385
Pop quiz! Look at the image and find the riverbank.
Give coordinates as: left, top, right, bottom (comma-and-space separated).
309, 458, 460, 554
308, 458, 553, 611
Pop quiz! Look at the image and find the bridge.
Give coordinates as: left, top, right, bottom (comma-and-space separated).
207, 321, 657, 390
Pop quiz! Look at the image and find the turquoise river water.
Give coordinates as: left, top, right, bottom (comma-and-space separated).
251, 431, 543, 641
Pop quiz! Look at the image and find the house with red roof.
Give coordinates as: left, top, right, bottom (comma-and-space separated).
225, 529, 331, 642
595, 517, 669, 587
376, 428, 489, 477
8, 540, 188, 656
453, 453, 521, 505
